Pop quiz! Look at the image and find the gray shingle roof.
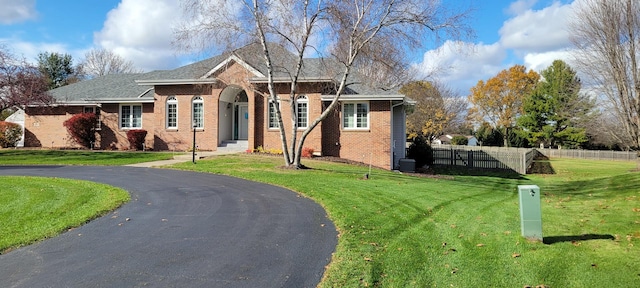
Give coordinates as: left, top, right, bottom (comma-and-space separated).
49, 42, 399, 103
49, 73, 155, 103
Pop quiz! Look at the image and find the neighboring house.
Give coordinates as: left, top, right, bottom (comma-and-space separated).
433, 134, 477, 146
23, 43, 413, 170
5, 109, 25, 147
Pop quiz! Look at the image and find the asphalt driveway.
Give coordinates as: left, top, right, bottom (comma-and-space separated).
0, 166, 337, 287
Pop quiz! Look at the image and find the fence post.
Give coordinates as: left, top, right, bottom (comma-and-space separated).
450, 148, 454, 166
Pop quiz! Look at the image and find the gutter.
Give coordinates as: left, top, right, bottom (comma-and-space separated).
320, 94, 408, 101
250, 77, 335, 84
135, 79, 218, 86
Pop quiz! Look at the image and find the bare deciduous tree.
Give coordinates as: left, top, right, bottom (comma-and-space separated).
570, 0, 640, 149
0, 46, 52, 114
176, 0, 473, 168
82, 48, 142, 78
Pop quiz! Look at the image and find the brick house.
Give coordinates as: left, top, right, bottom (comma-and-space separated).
24, 43, 412, 169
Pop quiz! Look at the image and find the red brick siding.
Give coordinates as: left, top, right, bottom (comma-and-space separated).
260, 87, 323, 154
153, 85, 217, 151
98, 103, 154, 150
24, 106, 83, 148
321, 100, 392, 169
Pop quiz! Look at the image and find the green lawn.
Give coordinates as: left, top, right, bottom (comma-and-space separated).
0, 176, 130, 253
170, 155, 640, 288
1, 150, 638, 287
0, 149, 175, 165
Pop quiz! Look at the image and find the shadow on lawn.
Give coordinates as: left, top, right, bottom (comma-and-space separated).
543, 234, 615, 245
431, 165, 527, 180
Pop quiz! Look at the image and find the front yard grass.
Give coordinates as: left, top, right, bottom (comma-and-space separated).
1, 150, 638, 287
171, 155, 640, 288
0, 149, 175, 165
0, 176, 130, 253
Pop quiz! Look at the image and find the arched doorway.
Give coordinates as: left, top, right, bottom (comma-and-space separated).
219, 86, 249, 144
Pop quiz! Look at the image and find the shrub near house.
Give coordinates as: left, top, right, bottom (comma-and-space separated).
63, 113, 98, 149
0, 121, 22, 148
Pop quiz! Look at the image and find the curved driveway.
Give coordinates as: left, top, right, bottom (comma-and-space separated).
0, 166, 337, 287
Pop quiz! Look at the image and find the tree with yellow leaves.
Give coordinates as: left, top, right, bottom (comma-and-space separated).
468, 65, 539, 146
400, 81, 457, 142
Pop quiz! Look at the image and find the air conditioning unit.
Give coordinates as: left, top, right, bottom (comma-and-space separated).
398, 158, 415, 172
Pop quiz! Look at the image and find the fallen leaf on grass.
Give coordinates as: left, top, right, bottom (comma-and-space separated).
571, 241, 581, 246
476, 243, 485, 247
512, 253, 521, 258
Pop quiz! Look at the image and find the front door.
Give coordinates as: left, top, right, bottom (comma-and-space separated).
236, 104, 249, 140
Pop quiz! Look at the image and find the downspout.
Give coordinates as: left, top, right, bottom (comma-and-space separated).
391, 100, 406, 170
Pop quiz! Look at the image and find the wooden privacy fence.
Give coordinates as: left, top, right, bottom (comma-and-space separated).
431, 145, 536, 174
431, 145, 639, 174
536, 149, 638, 161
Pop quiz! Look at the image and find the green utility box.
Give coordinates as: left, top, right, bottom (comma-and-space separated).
517, 185, 542, 241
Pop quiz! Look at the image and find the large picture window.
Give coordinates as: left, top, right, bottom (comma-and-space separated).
192, 96, 204, 128
342, 102, 369, 129
166, 96, 177, 129
296, 95, 308, 129
120, 104, 142, 129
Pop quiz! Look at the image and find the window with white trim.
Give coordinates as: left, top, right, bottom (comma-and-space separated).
192, 96, 204, 128
342, 102, 369, 129
268, 100, 280, 129
296, 95, 308, 129
120, 104, 142, 129
166, 96, 178, 129
84, 106, 101, 130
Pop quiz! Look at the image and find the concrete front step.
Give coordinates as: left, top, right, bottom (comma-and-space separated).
219, 140, 248, 148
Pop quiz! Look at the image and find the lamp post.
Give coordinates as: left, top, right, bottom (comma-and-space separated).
192, 122, 197, 164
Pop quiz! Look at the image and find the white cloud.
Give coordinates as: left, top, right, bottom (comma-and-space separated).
499, 2, 573, 53
0, 38, 88, 65
506, 0, 538, 15
413, 1, 583, 94
94, 0, 184, 71
414, 41, 506, 94
523, 49, 574, 72
0, 0, 37, 24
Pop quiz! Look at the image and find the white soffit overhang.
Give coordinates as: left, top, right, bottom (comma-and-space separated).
249, 77, 334, 84
320, 94, 407, 101
135, 79, 218, 86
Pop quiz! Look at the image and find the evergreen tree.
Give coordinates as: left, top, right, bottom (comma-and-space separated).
37, 52, 82, 89
518, 60, 593, 148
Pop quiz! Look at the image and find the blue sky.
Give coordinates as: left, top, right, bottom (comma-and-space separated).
0, 0, 578, 94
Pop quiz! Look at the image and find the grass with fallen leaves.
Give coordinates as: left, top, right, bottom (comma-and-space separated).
0, 149, 175, 165
172, 155, 640, 287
